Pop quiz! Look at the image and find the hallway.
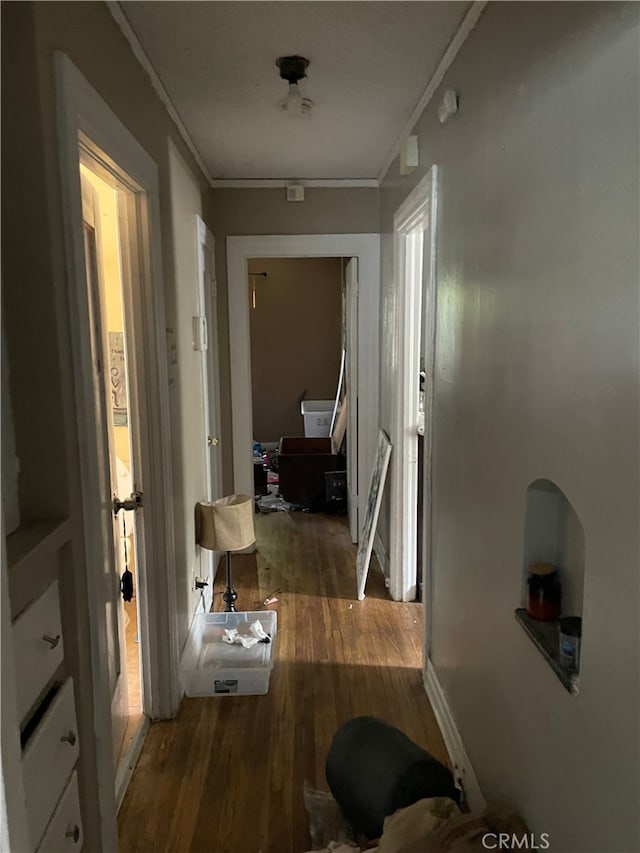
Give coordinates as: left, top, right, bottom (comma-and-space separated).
118, 511, 447, 853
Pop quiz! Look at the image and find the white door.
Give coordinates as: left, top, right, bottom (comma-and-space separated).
80, 174, 131, 768
345, 257, 359, 543
196, 219, 223, 592
197, 218, 223, 503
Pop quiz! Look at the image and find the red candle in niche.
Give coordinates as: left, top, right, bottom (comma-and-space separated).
527, 562, 561, 621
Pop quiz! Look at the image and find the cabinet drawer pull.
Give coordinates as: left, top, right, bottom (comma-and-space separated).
65, 825, 80, 844
60, 731, 77, 747
42, 634, 61, 649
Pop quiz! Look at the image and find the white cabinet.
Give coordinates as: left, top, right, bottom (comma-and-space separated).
36, 771, 83, 853
22, 678, 80, 850
10, 569, 83, 853
12, 580, 64, 722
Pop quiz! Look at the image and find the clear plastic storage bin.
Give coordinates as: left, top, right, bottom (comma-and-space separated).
180, 610, 277, 696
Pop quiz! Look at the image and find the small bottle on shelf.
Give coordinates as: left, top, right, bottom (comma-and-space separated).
527, 562, 561, 621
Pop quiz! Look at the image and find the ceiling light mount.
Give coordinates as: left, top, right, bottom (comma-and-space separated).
276, 55, 309, 84
276, 55, 313, 116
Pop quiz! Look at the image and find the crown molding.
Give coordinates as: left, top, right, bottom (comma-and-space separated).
106, 1, 214, 187
108, 0, 486, 192
210, 178, 379, 189
377, 0, 488, 185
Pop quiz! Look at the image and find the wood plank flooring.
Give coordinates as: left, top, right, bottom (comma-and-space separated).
117, 597, 144, 769
118, 511, 448, 853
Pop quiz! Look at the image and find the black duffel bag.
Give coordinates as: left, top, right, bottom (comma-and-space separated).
325, 716, 460, 839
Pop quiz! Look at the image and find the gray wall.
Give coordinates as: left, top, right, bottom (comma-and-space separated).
205, 187, 379, 490
379, 3, 639, 851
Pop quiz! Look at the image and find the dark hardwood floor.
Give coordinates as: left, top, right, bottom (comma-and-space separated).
118, 511, 447, 853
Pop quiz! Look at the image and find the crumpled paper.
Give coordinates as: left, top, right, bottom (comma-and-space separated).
222, 619, 270, 648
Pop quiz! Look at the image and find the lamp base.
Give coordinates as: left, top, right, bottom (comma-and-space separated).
223, 550, 238, 612
222, 587, 237, 612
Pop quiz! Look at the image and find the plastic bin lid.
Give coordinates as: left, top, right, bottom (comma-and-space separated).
301, 400, 335, 414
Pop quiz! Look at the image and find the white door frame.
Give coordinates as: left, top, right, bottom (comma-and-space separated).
345, 258, 359, 543
227, 233, 380, 537
389, 168, 439, 607
56, 53, 180, 847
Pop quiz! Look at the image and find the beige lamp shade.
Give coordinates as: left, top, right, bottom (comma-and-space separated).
196, 495, 255, 552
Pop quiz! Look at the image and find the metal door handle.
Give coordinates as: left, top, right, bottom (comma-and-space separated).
42, 634, 60, 649
60, 730, 77, 746
113, 491, 143, 516
208, 436, 219, 447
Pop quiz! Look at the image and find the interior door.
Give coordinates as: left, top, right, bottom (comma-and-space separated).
197, 219, 223, 593
81, 174, 130, 770
345, 257, 359, 543
198, 220, 223, 503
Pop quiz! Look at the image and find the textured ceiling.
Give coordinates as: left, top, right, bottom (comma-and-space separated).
121, 1, 470, 181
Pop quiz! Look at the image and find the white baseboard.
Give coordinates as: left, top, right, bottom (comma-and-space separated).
115, 716, 150, 812
423, 659, 485, 813
373, 532, 389, 577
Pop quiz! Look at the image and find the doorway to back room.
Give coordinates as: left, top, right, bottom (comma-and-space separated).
249, 257, 342, 443
248, 257, 349, 521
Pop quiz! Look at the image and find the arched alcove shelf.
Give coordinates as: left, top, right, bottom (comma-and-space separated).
515, 479, 586, 693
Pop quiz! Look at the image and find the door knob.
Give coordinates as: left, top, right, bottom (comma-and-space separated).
208, 436, 219, 447
42, 634, 61, 649
60, 730, 77, 746
113, 491, 143, 516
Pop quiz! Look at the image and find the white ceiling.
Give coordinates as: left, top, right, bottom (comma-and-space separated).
120, 1, 471, 182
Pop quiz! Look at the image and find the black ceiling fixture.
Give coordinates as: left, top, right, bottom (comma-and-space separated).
275, 55, 313, 116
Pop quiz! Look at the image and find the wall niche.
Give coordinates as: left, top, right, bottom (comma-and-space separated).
516, 479, 586, 693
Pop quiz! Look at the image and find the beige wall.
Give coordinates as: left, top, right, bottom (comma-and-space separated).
1, 3, 208, 848
379, 3, 639, 851
205, 187, 379, 489
249, 257, 342, 443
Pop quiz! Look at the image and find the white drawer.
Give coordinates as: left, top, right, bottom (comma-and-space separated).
13, 580, 64, 722
23, 678, 79, 850
37, 770, 83, 853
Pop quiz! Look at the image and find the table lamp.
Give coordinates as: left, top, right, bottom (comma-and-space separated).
196, 495, 255, 611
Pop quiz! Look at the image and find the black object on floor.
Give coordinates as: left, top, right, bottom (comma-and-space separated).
324, 470, 347, 513
253, 461, 269, 496
325, 716, 460, 840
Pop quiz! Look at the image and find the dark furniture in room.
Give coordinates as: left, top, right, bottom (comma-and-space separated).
278, 436, 344, 509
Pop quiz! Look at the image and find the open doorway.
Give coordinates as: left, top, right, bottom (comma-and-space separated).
249, 257, 343, 444
80, 164, 143, 776
389, 167, 438, 645
248, 256, 346, 516
227, 233, 380, 548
